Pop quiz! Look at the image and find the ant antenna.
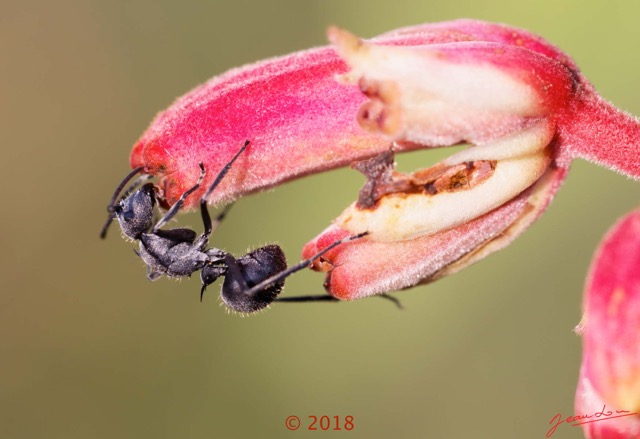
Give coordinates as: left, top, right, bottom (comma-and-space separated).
241, 232, 369, 298
202, 140, 249, 203
106, 166, 145, 212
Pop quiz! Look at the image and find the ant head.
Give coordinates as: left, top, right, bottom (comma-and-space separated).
221, 245, 287, 313
115, 183, 156, 239
100, 166, 151, 239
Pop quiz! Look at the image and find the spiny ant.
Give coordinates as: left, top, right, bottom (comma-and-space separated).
100, 141, 383, 313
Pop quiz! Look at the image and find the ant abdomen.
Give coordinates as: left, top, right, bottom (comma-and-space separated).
221, 245, 287, 313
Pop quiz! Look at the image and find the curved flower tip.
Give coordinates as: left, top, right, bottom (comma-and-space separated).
575, 209, 640, 439
306, 21, 640, 298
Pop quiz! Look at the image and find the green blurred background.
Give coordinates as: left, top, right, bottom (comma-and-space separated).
2, 1, 639, 438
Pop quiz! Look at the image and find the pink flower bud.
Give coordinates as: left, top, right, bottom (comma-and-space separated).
575, 210, 640, 439
129, 24, 455, 207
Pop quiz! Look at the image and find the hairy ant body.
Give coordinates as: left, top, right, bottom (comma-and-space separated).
100, 141, 368, 313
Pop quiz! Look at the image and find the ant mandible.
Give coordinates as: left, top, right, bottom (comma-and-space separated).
100, 141, 369, 313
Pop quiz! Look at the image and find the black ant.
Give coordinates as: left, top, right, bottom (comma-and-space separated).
100, 141, 372, 313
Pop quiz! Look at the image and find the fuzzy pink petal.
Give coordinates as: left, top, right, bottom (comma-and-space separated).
129, 19, 580, 208
129, 23, 481, 208
575, 209, 640, 438
130, 46, 386, 208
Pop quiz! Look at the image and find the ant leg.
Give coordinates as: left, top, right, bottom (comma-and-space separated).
242, 232, 369, 298
195, 204, 234, 250
201, 140, 249, 205
276, 292, 402, 309
210, 204, 233, 235
276, 295, 339, 303
379, 293, 403, 309
197, 203, 233, 249
198, 141, 249, 235
153, 164, 206, 232
197, 140, 249, 246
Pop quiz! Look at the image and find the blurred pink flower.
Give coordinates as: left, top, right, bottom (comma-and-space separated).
129, 20, 640, 299
574, 210, 640, 439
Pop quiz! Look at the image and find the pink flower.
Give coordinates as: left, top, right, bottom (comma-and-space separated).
129, 20, 640, 299
575, 209, 640, 438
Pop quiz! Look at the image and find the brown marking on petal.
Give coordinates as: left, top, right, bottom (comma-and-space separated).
352, 149, 397, 209
407, 160, 496, 195
352, 148, 497, 210
424, 183, 437, 194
